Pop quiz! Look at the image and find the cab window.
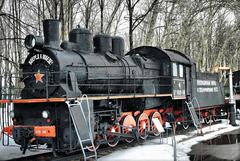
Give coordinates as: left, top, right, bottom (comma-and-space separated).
179, 64, 184, 77
172, 63, 178, 76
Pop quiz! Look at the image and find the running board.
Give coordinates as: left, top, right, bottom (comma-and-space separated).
66, 95, 97, 161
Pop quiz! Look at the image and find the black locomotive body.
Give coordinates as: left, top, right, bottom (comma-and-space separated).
233, 71, 240, 113
4, 19, 225, 154
233, 71, 240, 94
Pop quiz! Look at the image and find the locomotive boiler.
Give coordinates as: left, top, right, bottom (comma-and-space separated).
22, 20, 143, 99
0, 19, 226, 156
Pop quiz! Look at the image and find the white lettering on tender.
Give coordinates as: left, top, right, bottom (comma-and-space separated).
197, 79, 219, 93
197, 87, 219, 93
197, 80, 217, 86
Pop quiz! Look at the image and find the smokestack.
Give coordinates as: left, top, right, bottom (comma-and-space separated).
112, 36, 125, 57
43, 19, 60, 48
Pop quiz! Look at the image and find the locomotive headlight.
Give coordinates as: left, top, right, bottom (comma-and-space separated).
42, 110, 50, 119
9, 111, 15, 118
24, 34, 44, 50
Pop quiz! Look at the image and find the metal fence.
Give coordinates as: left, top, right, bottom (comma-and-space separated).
0, 69, 172, 146
0, 70, 172, 100
0, 102, 13, 146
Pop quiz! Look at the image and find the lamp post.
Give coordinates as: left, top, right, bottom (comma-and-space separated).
214, 67, 237, 126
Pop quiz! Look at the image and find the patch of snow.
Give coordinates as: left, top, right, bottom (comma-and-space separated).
98, 144, 175, 161
0, 120, 239, 160
0, 134, 16, 146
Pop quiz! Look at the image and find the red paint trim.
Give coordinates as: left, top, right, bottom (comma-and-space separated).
2, 126, 13, 136
0, 98, 66, 104
34, 126, 56, 138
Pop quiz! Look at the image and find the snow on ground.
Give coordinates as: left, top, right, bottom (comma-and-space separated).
0, 138, 50, 161
0, 120, 239, 161
0, 126, 16, 146
0, 136, 16, 145
99, 120, 240, 161
0, 130, 50, 161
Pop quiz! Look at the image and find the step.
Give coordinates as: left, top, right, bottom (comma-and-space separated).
86, 155, 97, 159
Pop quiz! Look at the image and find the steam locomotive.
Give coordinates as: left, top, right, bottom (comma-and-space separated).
1, 19, 225, 155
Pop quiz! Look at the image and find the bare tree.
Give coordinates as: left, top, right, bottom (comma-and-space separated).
105, 0, 124, 34
98, 0, 104, 33
82, 0, 95, 29
0, 0, 240, 86
145, 0, 162, 45
126, 0, 158, 49
0, 0, 5, 12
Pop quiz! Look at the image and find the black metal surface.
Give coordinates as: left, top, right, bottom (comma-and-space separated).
25, 35, 44, 49
43, 19, 60, 48
230, 103, 238, 126
67, 100, 94, 145
69, 27, 93, 52
13, 102, 70, 150
2, 19, 228, 157
112, 36, 125, 58
233, 71, 240, 86
163, 49, 191, 65
193, 72, 224, 108
94, 34, 112, 54
172, 78, 185, 98
21, 21, 201, 100
233, 71, 240, 94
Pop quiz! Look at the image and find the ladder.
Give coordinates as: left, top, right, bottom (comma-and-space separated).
185, 101, 201, 129
66, 95, 97, 161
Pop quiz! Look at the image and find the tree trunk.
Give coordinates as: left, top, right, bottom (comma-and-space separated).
105, 0, 123, 34
98, 0, 104, 33
145, 0, 160, 45
127, 0, 133, 49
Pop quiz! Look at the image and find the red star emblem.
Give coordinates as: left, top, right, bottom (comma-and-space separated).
34, 70, 44, 83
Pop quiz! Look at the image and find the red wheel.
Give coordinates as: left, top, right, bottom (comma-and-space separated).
121, 115, 136, 143
137, 113, 150, 139
105, 124, 121, 147
150, 111, 163, 136
86, 134, 101, 151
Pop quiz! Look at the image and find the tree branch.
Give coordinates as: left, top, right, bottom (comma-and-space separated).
0, 0, 4, 12
132, 0, 158, 31
0, 54, 19, 68
1, 12, 37, 30
0, 37, 24, 41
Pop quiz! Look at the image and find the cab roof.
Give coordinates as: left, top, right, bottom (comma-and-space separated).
127, 46, 193, 65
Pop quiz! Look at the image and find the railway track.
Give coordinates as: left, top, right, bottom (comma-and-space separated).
7, 126, 195, 161
8, 122, 221, 161
9, 139, 145, 161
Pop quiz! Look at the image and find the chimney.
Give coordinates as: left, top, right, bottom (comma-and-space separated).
43, 19, 60, 48
112, 36, 125, 58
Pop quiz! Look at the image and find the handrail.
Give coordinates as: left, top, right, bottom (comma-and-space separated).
0, 101, 13, 146
0, 70, 173, 100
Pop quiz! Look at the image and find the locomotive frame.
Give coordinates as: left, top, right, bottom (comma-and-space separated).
0, 19, 226, 156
